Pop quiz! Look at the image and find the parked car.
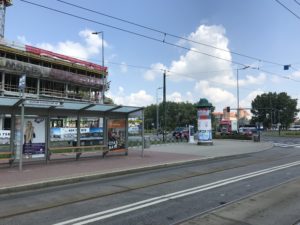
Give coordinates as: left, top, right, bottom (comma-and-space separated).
239, 127, 257, 136
172, 127, 189, 141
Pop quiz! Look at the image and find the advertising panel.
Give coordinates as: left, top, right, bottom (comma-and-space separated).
23, 118, 46, 158
50, 127, 103, 141
108, 119, 126, 150
0, 130, 10, 145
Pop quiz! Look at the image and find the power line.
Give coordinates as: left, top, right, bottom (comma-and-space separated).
57, 0, 286, 68
19, 0, 249, 67
275, 0, 300, 20
16, 0, 300, 83
258, 68, 300, 82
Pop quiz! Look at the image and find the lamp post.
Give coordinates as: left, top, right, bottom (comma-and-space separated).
92, 31, 105, 103
156, 87, 162, 135
236, 66, 249, 132
278, 109, 283, 136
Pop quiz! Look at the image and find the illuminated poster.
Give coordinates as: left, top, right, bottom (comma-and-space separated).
23, 118, 45, 158
50, 127, 103, 141
108, 119, 126, 150
0, 130, 10, 145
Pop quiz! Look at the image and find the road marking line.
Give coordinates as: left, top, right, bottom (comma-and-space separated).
53, 160, 300, 225
274, 143, 300, 148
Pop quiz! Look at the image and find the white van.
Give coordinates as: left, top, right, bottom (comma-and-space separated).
288, 125, 300, 131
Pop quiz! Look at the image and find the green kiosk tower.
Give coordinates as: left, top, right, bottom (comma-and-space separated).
196, 98, 213, 145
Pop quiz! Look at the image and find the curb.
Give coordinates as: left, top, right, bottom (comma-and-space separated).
0, 158, 209, 195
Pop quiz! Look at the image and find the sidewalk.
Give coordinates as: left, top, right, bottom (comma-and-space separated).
0, 140, 273, 194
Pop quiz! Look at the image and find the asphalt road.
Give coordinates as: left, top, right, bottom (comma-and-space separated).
1, 137, 300, 225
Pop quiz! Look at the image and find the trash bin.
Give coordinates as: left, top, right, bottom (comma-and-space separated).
252, 134, 260, 142
144, 137, 151, 148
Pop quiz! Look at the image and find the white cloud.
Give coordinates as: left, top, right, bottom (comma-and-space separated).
168, 92, 183, 102
143, 63, 167, 81
139, 24, 268, 110
168, 25, 234, 83
194, 81, 236, 111
17, 35, 31, 45
291, 70, 300, 79
240, 90, 265, 109
239, 73, 267, 86
270, 75, 281, 83
107, 88, 154, 107
33, 28, 108, 61
120, 62, 128, 73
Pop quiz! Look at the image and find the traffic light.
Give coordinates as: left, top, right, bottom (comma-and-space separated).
226, 106, 230, 113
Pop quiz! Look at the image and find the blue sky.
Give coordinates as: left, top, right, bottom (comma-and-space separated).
4, 0, 300, 112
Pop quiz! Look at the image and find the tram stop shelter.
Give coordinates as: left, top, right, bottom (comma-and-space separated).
0, 96, 144, 169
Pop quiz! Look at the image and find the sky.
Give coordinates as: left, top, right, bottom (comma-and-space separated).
4, 0, 300, 112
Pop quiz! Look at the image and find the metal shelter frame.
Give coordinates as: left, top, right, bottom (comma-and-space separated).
0, 96, 144, 168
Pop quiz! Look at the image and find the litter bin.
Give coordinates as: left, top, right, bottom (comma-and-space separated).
144, 137, 151, 148
252, 134, 260, 142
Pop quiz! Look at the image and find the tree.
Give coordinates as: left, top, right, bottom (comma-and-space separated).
251, 92, 298, 129
144, 101, 199, 131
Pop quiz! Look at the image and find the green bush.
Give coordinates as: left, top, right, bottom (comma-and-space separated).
214, 134, 252, 140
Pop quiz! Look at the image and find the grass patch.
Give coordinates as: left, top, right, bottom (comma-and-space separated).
0, 153, 13, 159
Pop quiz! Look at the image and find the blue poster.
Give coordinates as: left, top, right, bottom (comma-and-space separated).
198, 130, 212, 141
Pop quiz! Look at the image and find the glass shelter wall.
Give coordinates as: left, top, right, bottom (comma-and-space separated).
50, 117, 104, 147
0, 97, 143, 165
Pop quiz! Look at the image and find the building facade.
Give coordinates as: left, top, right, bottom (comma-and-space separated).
0, 40, 107, 103
0, 40, 108, 131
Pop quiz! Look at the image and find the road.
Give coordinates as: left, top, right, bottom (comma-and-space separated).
1, 136, 300, 225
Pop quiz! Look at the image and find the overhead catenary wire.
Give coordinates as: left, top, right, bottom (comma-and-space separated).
57, 0, 286, 68
275, 0, 300, 20
17, 0, 300, 83
19, 0, 280, 69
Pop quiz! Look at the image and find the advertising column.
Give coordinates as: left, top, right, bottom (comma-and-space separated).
196, 98, 213, 145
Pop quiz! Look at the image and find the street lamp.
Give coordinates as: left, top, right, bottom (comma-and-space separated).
278, 109, 285, 135
156, 87, 162, 135
236, 66, 249, 132
92, 31, 105, 103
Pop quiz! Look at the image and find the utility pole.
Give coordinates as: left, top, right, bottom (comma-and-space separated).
156, 87, 162, 135
163, 70, 166, 142
236, 66, 249, 132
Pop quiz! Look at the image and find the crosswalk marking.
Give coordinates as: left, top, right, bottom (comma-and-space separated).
274, 143, 300, 148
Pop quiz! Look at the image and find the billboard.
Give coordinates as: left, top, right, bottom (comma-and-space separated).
108, 119, 126, 150
23, 118, 46, 158
50, 127, 103, 141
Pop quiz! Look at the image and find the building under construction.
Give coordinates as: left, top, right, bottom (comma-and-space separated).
0, 40, 108, 102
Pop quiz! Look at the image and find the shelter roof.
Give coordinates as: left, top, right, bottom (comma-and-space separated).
0, 97, 143, 116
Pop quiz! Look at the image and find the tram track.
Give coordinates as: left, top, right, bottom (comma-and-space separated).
0, 148, 299, 220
